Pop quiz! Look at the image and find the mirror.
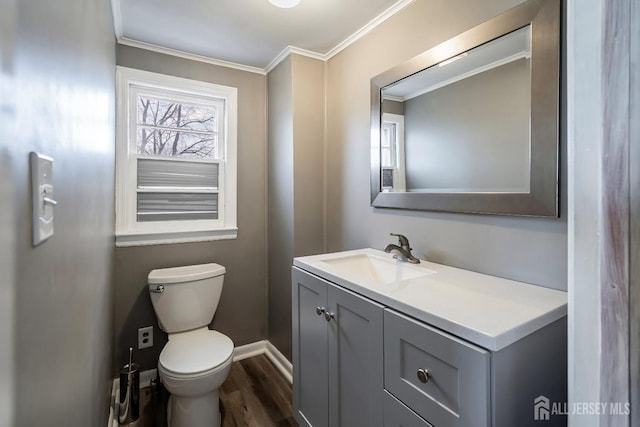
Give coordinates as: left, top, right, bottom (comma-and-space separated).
382, 26, 531, 194
370, 0, 560, 217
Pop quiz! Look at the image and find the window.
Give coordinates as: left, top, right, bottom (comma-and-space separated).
381, 121, 397, 169
115, 67, 237, 246
381, 113, 406, 192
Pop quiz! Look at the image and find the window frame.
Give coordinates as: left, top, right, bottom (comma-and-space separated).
381, 113, 406, 192
115, 66, 238, 247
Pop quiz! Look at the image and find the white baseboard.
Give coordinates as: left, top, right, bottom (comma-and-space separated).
108, 340, 292, 427
233, 340, 270, 361
234, 340, 293, 383
265, 341, 293, 383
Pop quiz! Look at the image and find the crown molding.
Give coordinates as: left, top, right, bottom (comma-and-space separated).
117, 37, 267, 75
110, 0, 416, 74
264, 0, 416, 72
264, 45, 326, 73
324, 0, 416, 60
289, 45, 326, 62
265, 47, 292, 73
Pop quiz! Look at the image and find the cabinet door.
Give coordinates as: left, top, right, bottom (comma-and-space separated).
328, 284, 384, 427
292, 267, 329, 427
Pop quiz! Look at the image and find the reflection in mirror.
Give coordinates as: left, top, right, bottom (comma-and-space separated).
381, 26, 532, 193
381, 113, 406, 191
370, 0, 559, 216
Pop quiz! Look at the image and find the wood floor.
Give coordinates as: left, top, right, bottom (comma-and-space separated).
220, 355, 298, 427
134, 354, 298, 427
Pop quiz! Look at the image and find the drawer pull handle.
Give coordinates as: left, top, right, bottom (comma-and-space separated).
324, 311, 335, 322
316, 306, 325, 316
417, 368, 432, 383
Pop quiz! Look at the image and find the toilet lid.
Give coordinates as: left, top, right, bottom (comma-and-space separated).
159, 329, 234, 376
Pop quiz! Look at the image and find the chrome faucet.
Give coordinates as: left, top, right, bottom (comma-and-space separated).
384, 233, 420, 264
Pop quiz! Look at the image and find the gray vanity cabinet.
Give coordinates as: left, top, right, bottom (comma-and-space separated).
292, 265, 567, 427
292, 267, 384, 427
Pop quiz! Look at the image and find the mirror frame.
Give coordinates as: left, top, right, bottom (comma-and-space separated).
370, 0, 560, 217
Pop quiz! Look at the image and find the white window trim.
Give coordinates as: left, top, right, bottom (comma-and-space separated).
381, 113, 406, 192
115, 66, 237, 247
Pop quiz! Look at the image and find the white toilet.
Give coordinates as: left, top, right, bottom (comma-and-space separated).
148, 263, 234, 427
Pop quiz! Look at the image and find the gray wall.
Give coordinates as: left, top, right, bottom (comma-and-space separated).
325, 0, 567, 290
292, 55, 325, 260
268, 54, 325, 360
382, 99, 404, 115
404, 59, 530, 191
0, 80, 16, 427
268, 57, 295, 359
115, 45, 268, 373
0, 0, 16, 416
0, 0, 116, 425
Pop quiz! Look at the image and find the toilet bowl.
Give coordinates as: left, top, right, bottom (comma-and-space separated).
148, 263, 234, 427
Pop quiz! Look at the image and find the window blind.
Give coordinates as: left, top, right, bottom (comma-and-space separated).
137, 193, 218, 222
137, 159, 218, 189
136, 158, 219, 222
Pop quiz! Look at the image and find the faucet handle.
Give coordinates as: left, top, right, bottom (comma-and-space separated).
390, 233, 410, 249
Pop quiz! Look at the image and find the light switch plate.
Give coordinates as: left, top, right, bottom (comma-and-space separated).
30, 152, 56, 246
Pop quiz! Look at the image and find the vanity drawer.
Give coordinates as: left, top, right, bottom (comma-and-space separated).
384, 390, 433, 427
383, 309, 490, 427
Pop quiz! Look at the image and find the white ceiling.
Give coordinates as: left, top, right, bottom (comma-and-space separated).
113, 0, 413, 72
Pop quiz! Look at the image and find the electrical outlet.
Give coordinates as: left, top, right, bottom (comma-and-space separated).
138, 326, 153, 349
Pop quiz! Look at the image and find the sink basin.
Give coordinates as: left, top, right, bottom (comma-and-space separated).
320, 253, 435, 285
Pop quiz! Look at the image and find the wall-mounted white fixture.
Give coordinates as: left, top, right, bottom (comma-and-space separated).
268, 0, 301, 8
30, 152, 57, 246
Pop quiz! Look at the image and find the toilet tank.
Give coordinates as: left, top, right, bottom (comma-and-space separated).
148, 263, 226, 334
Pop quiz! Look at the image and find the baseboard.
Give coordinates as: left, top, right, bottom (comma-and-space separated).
265, 341, 293, 384
233, 340, 270, 361
108, 340, 292, 427
233, 340, 293, 383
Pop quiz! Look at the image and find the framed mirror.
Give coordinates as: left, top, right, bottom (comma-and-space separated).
370, 0, 560, 217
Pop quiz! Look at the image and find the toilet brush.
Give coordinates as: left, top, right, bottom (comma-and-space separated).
119, 346, 140, 424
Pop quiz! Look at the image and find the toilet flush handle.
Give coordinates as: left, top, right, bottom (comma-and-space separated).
150, 285, 165, 294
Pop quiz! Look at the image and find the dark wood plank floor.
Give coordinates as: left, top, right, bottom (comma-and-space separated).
133, 354, 297, 427
220, 354, 298, 427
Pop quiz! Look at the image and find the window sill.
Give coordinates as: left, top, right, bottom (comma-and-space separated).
115, 228, 238, 247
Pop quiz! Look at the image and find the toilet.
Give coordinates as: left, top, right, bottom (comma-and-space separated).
148, 263, 234, 427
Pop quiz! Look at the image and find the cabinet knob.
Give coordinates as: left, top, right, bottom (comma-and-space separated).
324, 311, 335, 322
316, 306, 325, 316
417, 368, 432, 383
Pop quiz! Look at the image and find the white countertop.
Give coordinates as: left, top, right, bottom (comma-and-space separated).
293, 248, 567, 351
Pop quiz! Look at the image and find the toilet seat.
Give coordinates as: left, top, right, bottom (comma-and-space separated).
159, 328, 234, 378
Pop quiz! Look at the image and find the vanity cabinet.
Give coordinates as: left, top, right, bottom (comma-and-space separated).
292, 267, 384, 427
292, 263, 567, 427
